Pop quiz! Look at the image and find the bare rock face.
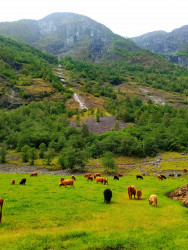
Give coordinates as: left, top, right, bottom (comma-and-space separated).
166, 184, 188, 207
132, 25, 188, 67
0, 12, 138, 63
37, 13, 116, 61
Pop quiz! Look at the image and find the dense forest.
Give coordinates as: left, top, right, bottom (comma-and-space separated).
1, 97, 188, 168
61, 53, 188, 94
1, 35, 188, 169
0, 36, 72, 98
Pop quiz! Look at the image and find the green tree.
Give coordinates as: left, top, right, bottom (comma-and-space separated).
0, 145, 7, 163
21, 145, 30, 163
76, 115, 80, 126
100, 151, 115, 170
39, 143, 46, 158
44, 148, 55, 165
29, 147, 38, 165
112, 121, 120, 131
163, 113, 171, 127
81, 123, 90, 137
58, 147, 87, 169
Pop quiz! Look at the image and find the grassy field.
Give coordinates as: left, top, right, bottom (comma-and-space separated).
0, 173, 188, 249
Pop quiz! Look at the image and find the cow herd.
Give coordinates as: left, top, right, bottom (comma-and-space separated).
0, 171, 168, 224
58, 172, 158, 208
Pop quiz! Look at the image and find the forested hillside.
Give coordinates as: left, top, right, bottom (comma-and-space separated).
0, 35, 72, 108
1, 96, 188, 169
1, 14, 188, 169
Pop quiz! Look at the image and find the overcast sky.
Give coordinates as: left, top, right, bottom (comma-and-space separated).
0, 0, 187, 37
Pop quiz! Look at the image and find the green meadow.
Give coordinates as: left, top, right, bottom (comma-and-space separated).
0, 173, 188, 250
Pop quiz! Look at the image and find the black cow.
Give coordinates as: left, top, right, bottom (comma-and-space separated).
20, 178, 26, 185
161, 175, 166, 179
136, 175, 143, 180
169, 174, 174, 177
114, 175, 119, 180
104, 189, 112, 203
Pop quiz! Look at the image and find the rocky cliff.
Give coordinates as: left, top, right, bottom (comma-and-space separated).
0, 13, 122, 63
132, 25, 188, 67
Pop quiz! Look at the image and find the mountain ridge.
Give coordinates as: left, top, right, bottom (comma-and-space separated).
132, 25, 188, 67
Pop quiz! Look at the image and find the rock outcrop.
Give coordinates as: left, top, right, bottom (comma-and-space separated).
132, 25, 188, 67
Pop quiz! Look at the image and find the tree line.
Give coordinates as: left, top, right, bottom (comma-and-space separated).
1, 98, 188, 169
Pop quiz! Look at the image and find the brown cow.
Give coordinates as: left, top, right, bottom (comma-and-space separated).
71, 175, 76, 181
30, 172, 38, 177
118, 173, 123, 177
96, 177, 104, 184
94, 173, 101, 179
137, 189, 142, 200
87, 176, 93, 181
103, 178, 108, 185
84, 173, 92, 178
128, 185, 136, 199
11, 179, 15, 185
0, 198, 4, 223
157, 174, 163, 180
148, 195, 158, 207
60, 177, 65, 182
184, 169, 187, 173
59, 180, 74, 188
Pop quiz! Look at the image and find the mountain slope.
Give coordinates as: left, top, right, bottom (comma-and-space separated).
0, 13, 118, 62
0, 13, 188, 101
0, 35, 71, 108
132, 25, 188, 67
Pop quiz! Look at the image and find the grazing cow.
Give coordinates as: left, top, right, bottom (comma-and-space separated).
0, 198, 4, 223
60, 177, 65, 182
96, 177, 104, 184
184, 169, 187, 173
118, 173, 123, 177
160, 174, 166, 179
128, 185, 136, 199
84, 173, 92, 178
59, 180, 74, 188
148, 195, 158, 207
136, 175, 143, 180
177, 174, 182, 177
71, 175, 76, 181
30, 172, 38, 177
137, 189, 142, 200
94, 173, 101, 179
157, 174, 163, 180
20, 178, 26, 185
104, 189, 112, 203
103, 178, 108, 185
114, 175, 119, 180
87, 176, 93, 181
11, 179, 15, 185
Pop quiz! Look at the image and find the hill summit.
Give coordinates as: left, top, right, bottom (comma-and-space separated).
0, 12, 139, 62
